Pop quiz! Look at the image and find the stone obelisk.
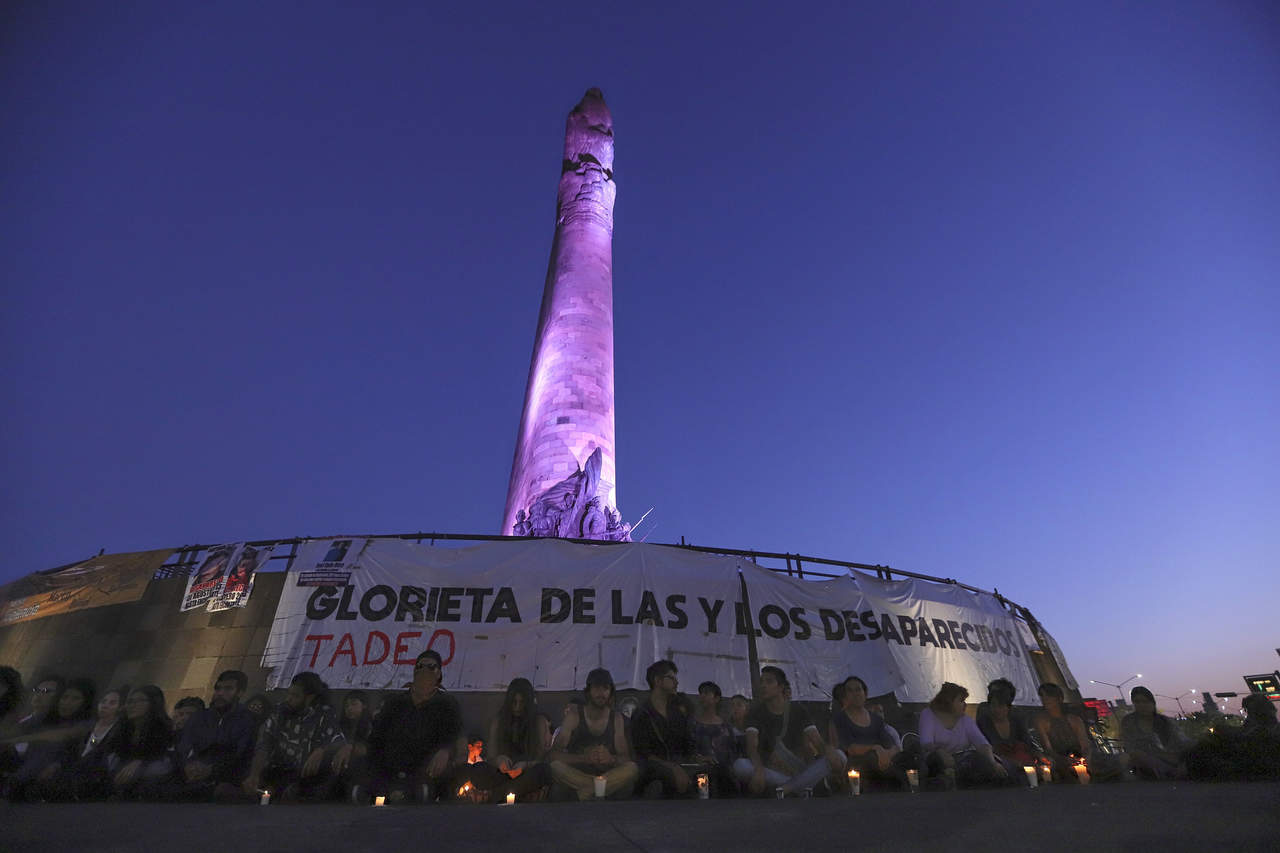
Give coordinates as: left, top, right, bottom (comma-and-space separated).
502, 89, 625, 540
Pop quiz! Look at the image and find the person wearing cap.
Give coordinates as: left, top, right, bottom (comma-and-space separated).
547, 668, 639, 800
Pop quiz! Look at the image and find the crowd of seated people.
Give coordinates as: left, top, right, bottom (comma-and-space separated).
1, 658, 1276, 805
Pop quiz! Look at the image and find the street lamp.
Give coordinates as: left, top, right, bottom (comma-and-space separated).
1090, 674, 1143, 701
1155, 689, 1195, 716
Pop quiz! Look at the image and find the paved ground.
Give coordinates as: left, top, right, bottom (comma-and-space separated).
5, 782, 1279, 852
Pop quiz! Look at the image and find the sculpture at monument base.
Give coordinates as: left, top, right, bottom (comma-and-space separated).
511, 448, 631, 541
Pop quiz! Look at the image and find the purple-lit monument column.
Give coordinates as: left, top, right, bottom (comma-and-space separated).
502, 89, 627, 541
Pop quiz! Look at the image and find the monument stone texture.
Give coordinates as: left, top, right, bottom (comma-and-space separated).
502, 89, 628, 541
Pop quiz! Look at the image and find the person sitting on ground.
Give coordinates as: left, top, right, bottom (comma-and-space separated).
171, 697, 205, 734
690, 680, 737, 795
976, 678, 1038, 773
1238, 693, 1280, 780
919, 682, 1008, 787
168, 670, 258, 801
728, 693, 750, 759
548, 668, 640, 801
4, 677, 96, 800
1033, 682, 1128, 782
0, 667, 27, 776
733, 666, 846, 797
455, 677, 552, 803
1, 672, 63, 775
33, 684, 128, 801
244, 693, 273, 729
340, 690, 373, 749
356, 650, 461, 804
103, 685, 176, 799
828, 676, 910, 791
1120, 686, 1188, 780
631, 660, 701, 797
0, 667, 22, 732
243, 672, 345, 801
1187, 693, 1280, 782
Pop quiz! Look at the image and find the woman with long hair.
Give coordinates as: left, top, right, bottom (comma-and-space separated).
1120, 686, 1187, 780
456, 677, 552, 802
104, 685, 174, 798
918, 682, 1008, 788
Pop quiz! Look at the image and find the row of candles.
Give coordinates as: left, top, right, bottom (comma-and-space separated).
256, 760, 1091, 806
841, 759, 1089, 795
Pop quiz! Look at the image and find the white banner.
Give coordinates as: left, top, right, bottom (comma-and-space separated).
850, 572, 1040, 704
742, 565, 906, 700
260, 539, 1044, 701
262, 539, 750, 693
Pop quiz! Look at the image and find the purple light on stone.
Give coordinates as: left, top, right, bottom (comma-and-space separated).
502, 89, 625, 540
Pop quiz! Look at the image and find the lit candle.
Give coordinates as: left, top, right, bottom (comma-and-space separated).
696, 773, 709, 799
505, 793, 516, 806
1074, 762, 1090, 785
259, 790, 271, 806
1038, 763, 1051, 784
847, 769, 861, 796
1023, 766, 1038, 788
906, 769, 919, 793
374, 795, 386, 807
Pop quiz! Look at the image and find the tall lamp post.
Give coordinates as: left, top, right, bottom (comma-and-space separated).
1155, 689, 1195, 717
1090, 674, 1143, 701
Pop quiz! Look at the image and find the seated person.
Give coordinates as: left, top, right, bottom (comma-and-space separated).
340, 690, 373, 750
102, 686, 176, 799
1033, 682, 1128, 782
976, 678, 1039, 772
919, 682, 1008, 787
631, 660, 703, 798
32, 685, 127, 801
1120, 686, 1188, 780
356, 650, 461, 803
1187, 693, 1280, 782
244, 693, 273, 728
4, 677, 95, 801
171, 697, 205, 734
690, 680, 737, 795
0, 667, 22, 734
828, 676, 910, 790
732, 666, 846, 796
455, 677, 552, 802
169, 670, 258, 800
548, 668, 639, 800
243, 672, 345, 800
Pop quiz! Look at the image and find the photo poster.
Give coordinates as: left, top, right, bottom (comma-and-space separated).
207, 543, 275, 612
180, 544, 239, 612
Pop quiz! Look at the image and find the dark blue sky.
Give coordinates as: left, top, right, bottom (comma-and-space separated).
4, 1, 1277, 709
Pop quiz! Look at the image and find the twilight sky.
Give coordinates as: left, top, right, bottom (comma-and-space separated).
3, 2, 1277, 712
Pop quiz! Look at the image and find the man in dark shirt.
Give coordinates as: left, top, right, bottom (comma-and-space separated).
733, 666, 846, 796
360, 648, 462, 803
242, 671, 345, 799
548, 668, 639, 800
631, 659, 698, 797
168, 670, 258, 800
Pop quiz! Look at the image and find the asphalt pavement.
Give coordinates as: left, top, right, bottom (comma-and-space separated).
5, 781, 1279, 852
